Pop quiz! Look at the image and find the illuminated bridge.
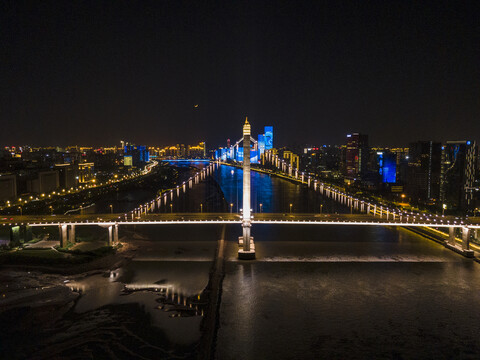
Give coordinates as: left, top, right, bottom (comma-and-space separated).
3, 120, 480, 260
3, 212, 480, 257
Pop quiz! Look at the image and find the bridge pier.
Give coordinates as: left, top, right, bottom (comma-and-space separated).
8, 225, 33, 246
107, 225, 113, 246
462, 227, 474, 257
445, 226, 474, 258
59, 224, 68, 248
447, 227, 456, 246
69, 224, 76, 243
9, 226, 20, 246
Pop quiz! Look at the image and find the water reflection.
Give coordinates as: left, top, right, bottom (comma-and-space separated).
215, 164, 349, 213
63, 225, 218, 346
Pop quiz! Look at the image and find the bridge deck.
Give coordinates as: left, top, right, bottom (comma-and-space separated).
1, 213, 479, 228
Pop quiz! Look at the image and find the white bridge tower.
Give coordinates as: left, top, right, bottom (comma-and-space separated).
238, 117, 255, 259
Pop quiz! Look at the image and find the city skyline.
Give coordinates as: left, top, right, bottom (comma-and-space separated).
2, 1, 479, 147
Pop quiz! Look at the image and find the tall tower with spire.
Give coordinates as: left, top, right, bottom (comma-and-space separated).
239, 117, 255, 259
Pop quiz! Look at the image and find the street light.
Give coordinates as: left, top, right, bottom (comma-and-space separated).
18, 206, 22, 216
109, 204, 113, 214
230, 203, 233, 213
289, 203, 293, 213
320, 204, 323, 214
260, 203, 263, 213
200, 203, 203, 213
170, 203, 173, 213
49, 205, 53, 215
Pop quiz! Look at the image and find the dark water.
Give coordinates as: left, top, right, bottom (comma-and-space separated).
217, 225, 480, 359
5, 163, 480, 359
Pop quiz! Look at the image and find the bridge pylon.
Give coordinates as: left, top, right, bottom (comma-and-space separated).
238, 117, 255, 260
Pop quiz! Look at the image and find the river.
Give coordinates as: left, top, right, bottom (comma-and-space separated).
1, 162, 480, 359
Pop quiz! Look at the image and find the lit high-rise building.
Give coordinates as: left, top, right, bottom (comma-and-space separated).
440, 140, 478, 212
376, 151, 397, 184
346, 133, 369, 179
407, 141, 442, 203
264, 126, 273, 150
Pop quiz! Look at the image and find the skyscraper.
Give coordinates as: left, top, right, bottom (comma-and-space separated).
440, 141, 478, 212
346, 133, 369, 179
264, 126, 274, 150
407, 141, 442, 203
377, 151, 397, 184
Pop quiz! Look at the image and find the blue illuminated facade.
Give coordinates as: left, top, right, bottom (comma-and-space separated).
377, 152, 396, 183
258, 134, 266, 157
264, 126, 273, 150
214, 125, 273, 164
124, 145, 150, 166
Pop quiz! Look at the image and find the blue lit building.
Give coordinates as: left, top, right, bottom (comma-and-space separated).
377, 151, 396, 183
124, 145, 150, 166
264, 126, 273, 150
214, 125, 273, 164
258, 134, 266, 157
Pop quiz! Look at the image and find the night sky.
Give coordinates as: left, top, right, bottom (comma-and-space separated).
1, 1, 479, 147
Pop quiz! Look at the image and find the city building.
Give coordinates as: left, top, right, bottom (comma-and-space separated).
407, 141, 442, 204
440, 140, 478, 212
124, 145, 150, 166
346, 133, 369, 179
54, 164, 78, 189
283, 151, 300, 170
124, 155, 133, 167
27, 170, 59, 194
264, 126, 273, 150
376, 151, 397, 184
187, 142, 206, 158
0, 174, 17, 201
215, 125, 273, 164
78, 163, 95, 184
